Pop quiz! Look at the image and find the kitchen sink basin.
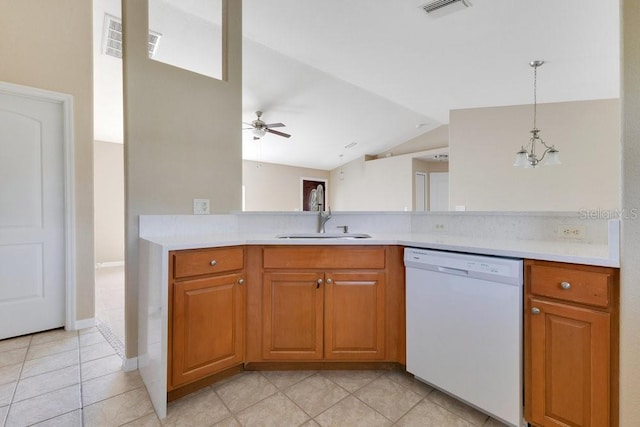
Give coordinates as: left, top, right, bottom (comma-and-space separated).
276, 233, 372, 239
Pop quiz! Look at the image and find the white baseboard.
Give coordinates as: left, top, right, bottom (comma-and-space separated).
67, 317, 96, 331
96, 261, 125, 269
122, 356, 138, 372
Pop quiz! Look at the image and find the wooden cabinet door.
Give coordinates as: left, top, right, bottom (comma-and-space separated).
324, 271, 386, 360
526, 297, 610, 427
171, 273, 244, 388
262, 272, 324, 360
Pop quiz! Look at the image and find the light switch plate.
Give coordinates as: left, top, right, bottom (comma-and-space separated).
193, 198, 210, 215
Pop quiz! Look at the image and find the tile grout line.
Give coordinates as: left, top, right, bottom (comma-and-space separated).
5, 331, 84, 426
95, 320, 125, 359
4, 335, 32, 427
78, 331, 86, 426
213, 371, 280, 421
259, 371, 321, 422
208, 380, 241, 424
286, 372, 352, 421
422, 389, 491, 426
333, 371, 425, 425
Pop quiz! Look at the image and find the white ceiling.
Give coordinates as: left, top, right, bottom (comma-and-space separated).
94, 0, 620, 171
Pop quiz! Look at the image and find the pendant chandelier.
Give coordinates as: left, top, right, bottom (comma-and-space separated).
513, 60, 561, 168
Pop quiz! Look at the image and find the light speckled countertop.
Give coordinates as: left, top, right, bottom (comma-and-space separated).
140, 232, 617, 267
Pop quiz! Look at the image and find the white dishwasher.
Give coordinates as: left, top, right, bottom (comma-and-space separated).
405, 248, 523, 427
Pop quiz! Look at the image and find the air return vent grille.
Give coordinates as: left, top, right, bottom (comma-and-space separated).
102, 14, 162, 59
422, 0, 471, 14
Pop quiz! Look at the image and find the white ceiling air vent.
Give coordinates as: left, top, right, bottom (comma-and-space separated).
422, 0, 471, 17
102, 13, 162, 59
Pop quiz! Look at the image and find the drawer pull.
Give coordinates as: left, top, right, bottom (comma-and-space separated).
317, 278, 323, 288
560, 281, 571, 290
237, 278, 244, 285
531, 307, 541, 315
326, 278, 333, 284
209, 260, 217, 267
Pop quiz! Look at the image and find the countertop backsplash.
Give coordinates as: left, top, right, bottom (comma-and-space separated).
140, 211, 613, 246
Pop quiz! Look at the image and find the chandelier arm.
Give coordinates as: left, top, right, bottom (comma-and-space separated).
538, 138, 554, 150
535, 147, 553, 164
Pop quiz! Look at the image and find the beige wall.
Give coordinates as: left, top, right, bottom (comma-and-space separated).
449, 99, 620, 211
621, 1, 640, 424
0, 0, 95, 321
123, 0, 243, 357
94, 141, 125, 264
412, 159, 449, 210
243, 160, 329, 211
330, 155, 414, 211
377, 124, 449, 158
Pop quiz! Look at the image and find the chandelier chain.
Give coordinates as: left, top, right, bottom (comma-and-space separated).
533, 64, 537, 130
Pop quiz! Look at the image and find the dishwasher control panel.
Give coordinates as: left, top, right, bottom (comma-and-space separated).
404, 248, 523, 286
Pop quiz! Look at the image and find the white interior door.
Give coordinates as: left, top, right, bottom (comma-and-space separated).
415, 172, 426, 211
0, 87, 67, 339
429, 172, 449, 211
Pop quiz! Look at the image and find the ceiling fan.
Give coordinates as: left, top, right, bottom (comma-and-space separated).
243, 111, 291, 140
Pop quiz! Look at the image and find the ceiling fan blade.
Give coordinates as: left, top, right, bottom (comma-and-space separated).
243, 127, 254, 130
243, 122, 254, 126
266, 128, 291, 138
265, 123, 285, 128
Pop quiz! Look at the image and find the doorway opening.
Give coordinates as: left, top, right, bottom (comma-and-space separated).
93, 0, 125, 356
415, 172, 427, 211
301, 178, 327, 211
429, 172, 449, 211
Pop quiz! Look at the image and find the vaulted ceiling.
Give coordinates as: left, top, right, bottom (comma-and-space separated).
94, 0, 620, 170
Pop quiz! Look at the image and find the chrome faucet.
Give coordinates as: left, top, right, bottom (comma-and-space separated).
318, 207, 332, 233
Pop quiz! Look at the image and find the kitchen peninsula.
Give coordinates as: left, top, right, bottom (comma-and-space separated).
138, 211, 620, 424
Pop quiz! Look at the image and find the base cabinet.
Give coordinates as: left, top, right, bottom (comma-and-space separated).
324, 272, 385, 360
252, 246, 402, 363
262, 270, 386, 361
169, 247, 245, 390
262, 272, 324, 360
524, 260, 618, 427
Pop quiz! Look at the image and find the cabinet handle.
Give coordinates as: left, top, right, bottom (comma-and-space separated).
531, 307, 541, 315
326, 278, 333, 284
209, 260, 217, 267
237, 278, 244, 285
317, 278, 323, 288
560, 281, 571, 290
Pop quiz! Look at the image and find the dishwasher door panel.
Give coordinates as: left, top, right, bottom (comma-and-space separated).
406, 266, 522, 426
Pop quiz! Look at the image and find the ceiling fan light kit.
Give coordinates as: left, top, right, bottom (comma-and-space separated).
243, 110, 291, 141
252, 127, 267, 138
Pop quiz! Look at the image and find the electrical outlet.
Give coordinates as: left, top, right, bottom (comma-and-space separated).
193, 198, 210, 215
556, 225, 585, 240
432, 223, 449, 232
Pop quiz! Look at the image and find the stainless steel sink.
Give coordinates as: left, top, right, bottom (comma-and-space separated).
276, 233, 371, 239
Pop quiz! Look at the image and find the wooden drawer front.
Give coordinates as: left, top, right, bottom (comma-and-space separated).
263, 246, 385, 270
173, 247, 244, 279
529, 264, 611, 308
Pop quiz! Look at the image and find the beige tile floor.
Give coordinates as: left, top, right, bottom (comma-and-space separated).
95, 265, 125, 349
0, 327, 510, 427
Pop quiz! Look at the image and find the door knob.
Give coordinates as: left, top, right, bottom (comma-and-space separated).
209, 260, 217, 266
560, 281, 571, 290
237, 278, 244, 285
316, 278, 323, 288
326, 278, 333, 284
531, 307, 541, 315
